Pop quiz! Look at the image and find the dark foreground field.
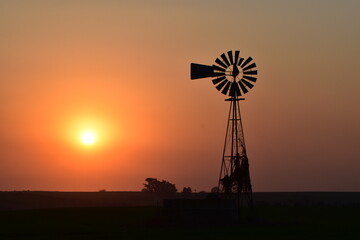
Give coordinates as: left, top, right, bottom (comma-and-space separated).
0, 205, 359, 239
0, 192, 359, 239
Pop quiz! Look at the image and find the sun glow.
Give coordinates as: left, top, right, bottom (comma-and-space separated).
61, 112, 121, 153
81, 131, 96, 145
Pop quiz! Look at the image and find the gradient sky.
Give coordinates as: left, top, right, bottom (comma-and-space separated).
1, 0, 359, 191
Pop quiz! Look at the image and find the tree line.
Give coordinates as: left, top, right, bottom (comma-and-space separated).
141, 178, 193, 197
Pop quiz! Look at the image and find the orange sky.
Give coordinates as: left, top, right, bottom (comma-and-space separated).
1, 0, 360, 191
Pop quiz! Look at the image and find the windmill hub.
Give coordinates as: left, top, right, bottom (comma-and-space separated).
232, 64, 240, 78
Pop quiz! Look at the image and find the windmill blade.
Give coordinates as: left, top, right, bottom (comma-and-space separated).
190, 63, 215, 79
234, 50, 240, 65
237, 58, 244, 66
221, 81, 231, 95
212, 64, 226, 72
227, 51, 234, 65
215, 79, 228, 91
241, 56, 253, 68
229, 82, 241, 97
215, 58, 228, 69
242, 62, 256, 71
241, 79, 254, 89
243, 70, 258, 75
221, 53, 231, 67
212, 76, 226, 85
243, 75, 257, 82
238, 81, 249, 94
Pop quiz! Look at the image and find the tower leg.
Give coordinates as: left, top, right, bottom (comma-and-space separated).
218, 98, 253, 211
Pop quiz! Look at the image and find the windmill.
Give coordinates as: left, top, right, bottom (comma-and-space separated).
190, 50, 258, 210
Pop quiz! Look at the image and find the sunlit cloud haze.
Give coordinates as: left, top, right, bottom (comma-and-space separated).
0, 0, 359, 191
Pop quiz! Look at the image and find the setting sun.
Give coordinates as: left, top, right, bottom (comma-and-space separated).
81, 131, 96, 145
62, 113, 120, 152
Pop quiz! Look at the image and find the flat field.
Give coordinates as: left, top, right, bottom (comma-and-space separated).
0, 205, 359, 239
0, 192, 359, 239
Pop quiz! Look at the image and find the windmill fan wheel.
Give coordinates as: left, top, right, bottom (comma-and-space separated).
212, 50, 258, 97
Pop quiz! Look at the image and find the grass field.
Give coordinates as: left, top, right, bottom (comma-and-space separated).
0, 205, 359, 240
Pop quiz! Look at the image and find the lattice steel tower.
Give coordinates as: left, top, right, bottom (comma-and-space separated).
190, 50, 258, 209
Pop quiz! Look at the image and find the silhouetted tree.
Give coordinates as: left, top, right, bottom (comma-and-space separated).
142, 178, 177, 196
182, 187, 192, 198
182, 187, 192, 194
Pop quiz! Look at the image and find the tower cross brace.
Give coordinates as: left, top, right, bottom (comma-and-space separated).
218, 97, 253, 209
